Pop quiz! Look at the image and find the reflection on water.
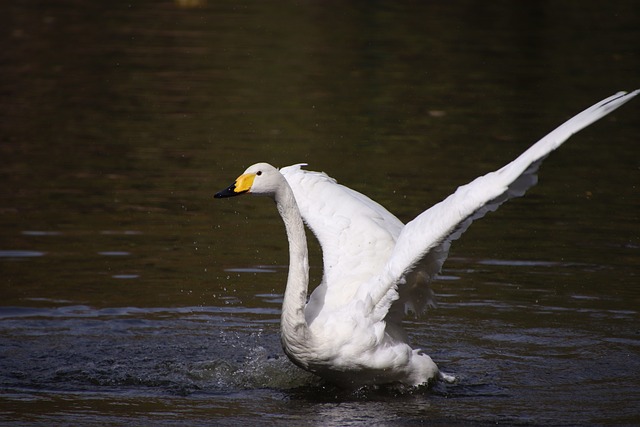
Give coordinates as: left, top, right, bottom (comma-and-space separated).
1, 0, 640, 425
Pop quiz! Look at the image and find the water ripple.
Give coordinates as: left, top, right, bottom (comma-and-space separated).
0, 250, 45, 258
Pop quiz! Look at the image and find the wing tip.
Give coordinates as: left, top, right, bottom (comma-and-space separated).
600, 89, 639, 110
280, 163, 309, 174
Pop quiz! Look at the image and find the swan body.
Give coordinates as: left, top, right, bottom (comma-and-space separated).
215, 91, 638, 388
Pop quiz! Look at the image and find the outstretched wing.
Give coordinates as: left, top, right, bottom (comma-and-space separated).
280, 164, 404, 320
367, 90, 639, 322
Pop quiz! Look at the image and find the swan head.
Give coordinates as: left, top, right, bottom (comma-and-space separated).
214, 162, 283, 198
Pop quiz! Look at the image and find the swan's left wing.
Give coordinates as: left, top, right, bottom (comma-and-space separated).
280, 164, 404, 317
366, 90, 639, 322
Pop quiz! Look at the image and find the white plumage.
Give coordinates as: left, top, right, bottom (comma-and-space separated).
215, 91, 638, 388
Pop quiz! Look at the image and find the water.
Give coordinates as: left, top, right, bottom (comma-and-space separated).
1, 1, 639, 425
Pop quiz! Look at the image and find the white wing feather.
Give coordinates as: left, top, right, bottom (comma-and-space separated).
280, 90, 637, 330
367, 90, 639, 321
280, 165, 403, 323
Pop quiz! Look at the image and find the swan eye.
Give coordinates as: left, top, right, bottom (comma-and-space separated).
256, 171, 262, 176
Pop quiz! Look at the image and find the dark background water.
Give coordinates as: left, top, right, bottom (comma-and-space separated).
1, 1, 639, 425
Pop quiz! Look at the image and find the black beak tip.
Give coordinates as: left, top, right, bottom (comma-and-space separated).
215, 184, 246, 199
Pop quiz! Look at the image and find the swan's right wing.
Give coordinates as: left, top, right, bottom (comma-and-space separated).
366, 90, 639, 322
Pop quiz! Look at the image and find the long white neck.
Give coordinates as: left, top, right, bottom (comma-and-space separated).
274, 182, 311, 366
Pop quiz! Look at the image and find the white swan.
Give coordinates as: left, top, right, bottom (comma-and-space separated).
215, 91, 638, 388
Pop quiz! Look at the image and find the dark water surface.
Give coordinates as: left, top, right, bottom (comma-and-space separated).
1, 1, 639, 425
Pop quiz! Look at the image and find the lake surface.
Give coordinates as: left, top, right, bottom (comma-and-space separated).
1, 1, 639, 425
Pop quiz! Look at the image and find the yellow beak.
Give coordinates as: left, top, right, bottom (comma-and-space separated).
214, 173, 256, 198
